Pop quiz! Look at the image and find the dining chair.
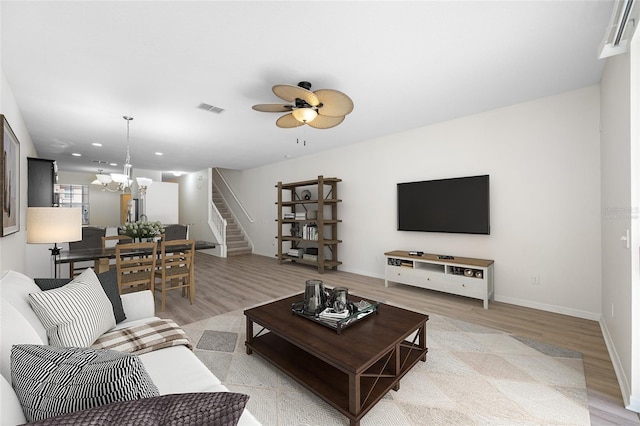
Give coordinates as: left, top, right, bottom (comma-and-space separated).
68, 226, 106, 277
115, 241, 157, 295
100, 234, 134, 270
154, 239, 195, 311
161, 224, 189, 241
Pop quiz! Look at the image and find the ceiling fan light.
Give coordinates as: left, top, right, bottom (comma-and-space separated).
292, 108, 318, 123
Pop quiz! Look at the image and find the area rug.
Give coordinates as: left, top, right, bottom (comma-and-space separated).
183, 308, 589, 426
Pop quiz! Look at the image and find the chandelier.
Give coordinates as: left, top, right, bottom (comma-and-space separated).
92, 116, 152, 193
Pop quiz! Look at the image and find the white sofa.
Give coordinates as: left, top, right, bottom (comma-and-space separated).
0, 270, 260, 425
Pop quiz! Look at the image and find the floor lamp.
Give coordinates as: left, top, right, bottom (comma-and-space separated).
27, 207, 82, 278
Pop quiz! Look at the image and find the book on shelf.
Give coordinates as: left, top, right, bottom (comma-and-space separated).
283, 212, 295, 219
302, 223, 318, 240
302, 253, 318, 262
295, 212, 307, 220
287, 248, 304, 258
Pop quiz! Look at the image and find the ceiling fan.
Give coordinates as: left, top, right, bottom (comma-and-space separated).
252, 81, 354, 129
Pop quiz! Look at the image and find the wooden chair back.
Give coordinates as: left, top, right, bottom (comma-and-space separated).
115, 241, 157, 294
155, 239, 195, 311
101, 234, 134, 248
161, 224, 189, 241
68, 226, 106, 277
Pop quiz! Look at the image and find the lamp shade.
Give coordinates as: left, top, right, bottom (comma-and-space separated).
26, 207, 82, 244
110, 173, 129, 184
292, 108, 318, 123
136, 177, 153, 188
95, 174, 113, 184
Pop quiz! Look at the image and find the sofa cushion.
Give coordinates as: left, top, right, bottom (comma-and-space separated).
0, 270, 48, 343
34, 269, 126, 323
25, 392, 249, 426
11, 344, 159, 422
0, 374, 26, 425
0, 300, 44, 381
28, 268, 116, 347
138, 345, 222, 394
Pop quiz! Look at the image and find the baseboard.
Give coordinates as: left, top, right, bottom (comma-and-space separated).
488, 295, 601, 321
600, 318, 635, 411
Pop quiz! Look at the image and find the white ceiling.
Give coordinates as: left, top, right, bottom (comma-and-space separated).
1, 1, 614, 175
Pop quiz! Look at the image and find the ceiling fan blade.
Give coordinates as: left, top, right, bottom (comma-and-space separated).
252, 104, 293, 113
314, 89, 354, 117
273, 84, 319, 106
276, 113, 304, 128
306, 115, 345, 129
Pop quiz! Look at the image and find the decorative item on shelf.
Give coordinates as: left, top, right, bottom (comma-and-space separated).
301, 190, 312, 200
120, 220, 165, 242
307, 210, 317, 220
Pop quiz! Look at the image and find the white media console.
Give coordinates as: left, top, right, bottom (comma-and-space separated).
384, 250, 495, 309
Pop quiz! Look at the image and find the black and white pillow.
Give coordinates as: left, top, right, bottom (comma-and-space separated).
11, 344, 159, 422
29, 268, 116, 347
35, 269, 126, 323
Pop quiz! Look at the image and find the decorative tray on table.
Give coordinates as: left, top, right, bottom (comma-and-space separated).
291, 299, 379, 334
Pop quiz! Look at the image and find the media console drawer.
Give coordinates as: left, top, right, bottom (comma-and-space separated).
384, 251, 494, 309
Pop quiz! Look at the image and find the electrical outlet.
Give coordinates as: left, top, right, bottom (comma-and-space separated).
531, 275, 540, 285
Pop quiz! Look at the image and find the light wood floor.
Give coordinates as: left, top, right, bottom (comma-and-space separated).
155, 253, 640, 425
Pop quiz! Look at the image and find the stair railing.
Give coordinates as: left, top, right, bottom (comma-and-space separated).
213, 168, 254, 223
209, 198, 227, 258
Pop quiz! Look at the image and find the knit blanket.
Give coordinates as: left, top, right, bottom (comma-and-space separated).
92, 319, 192, 355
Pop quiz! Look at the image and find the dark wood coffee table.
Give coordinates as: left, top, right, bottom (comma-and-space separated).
244, 293, 428, 426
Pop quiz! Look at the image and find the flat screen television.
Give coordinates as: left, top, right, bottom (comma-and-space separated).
397, 175, 490, 235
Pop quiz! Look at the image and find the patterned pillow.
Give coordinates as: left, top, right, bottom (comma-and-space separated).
29, 268, 116, 347
35, 269, 126, 323
11, 344, 159, 422
25, 392, 250, 426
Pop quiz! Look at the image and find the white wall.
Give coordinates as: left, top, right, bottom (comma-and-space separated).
145, 181, 178, 224
0, 69, 38, 274
600, 33, 639, 411
225, 86, 602, 319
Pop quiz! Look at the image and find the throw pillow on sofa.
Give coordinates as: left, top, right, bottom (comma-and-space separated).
11, 344, 159, 422
24, 392, 250, 426
34, 269, 126, 323
29, 268, 116, 347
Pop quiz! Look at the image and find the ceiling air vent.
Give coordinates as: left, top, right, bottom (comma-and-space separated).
197, 103, 225, 114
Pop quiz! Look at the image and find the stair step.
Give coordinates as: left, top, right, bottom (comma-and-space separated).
227, 247, 252, 257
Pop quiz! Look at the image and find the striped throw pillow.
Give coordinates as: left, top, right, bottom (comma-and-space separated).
28, 268, 116, 347
11, 344, 159, 422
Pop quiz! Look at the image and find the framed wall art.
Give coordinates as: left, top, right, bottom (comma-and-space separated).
1, 115, 20, 236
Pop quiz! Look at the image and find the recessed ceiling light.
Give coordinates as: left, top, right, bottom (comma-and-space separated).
71, 153, 82, 157
284, 154, 292, 159
172, 171, 183, 177
155, 152, 163, 156
110, 162, 117, 166
92, 143, 102, 147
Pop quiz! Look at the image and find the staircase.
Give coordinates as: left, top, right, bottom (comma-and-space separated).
212, 185, 251, 257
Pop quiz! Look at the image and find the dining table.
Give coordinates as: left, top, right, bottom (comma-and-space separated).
56, 240, 216, 274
